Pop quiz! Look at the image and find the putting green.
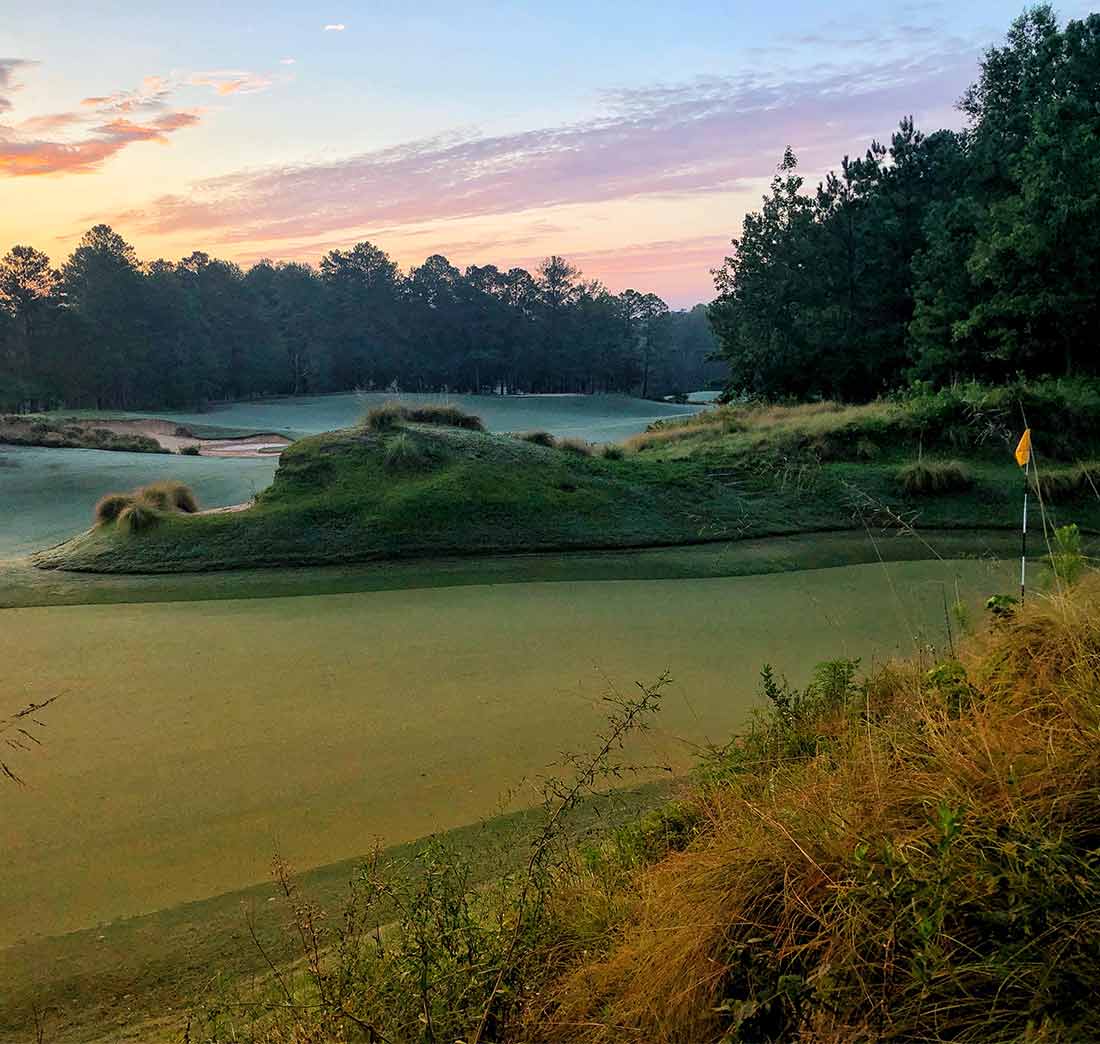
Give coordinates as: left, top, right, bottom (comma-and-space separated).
2, 558, 1010, 946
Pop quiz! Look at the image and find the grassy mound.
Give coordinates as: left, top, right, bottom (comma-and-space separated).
631, 379, 1100, 464
32, 417, 1100, 573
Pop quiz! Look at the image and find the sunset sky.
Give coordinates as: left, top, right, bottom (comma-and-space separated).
0, 1, 1086, 306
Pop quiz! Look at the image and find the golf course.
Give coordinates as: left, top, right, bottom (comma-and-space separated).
3, 382, 1098, 1043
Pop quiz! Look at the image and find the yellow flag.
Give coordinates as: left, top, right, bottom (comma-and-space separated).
1014, 428, 1032, 468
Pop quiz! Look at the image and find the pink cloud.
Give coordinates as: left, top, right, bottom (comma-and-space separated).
115, 40, 979, 249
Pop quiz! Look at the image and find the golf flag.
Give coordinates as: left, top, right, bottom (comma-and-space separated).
1014, 428, 1032, 468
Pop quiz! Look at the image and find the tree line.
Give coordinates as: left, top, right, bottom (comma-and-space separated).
710, 6, 1100, 401
0, 234, 721, 412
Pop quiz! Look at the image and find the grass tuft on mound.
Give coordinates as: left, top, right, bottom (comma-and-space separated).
896, 459, 973, 495
383, 431, 440, 474
558, 436, 593, 457
139, 480, 200, 513
94, 492, 132, 525
116, 502, 160, 535
365, 400, 486, 432
512, 429, 557, 447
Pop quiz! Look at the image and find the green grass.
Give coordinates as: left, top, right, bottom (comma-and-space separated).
33, 420, 1100, 574
0, 781, 673, 1044
48, 392, 703, 443
0, 559, 1010, 947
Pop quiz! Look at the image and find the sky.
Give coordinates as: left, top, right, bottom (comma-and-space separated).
0, 1, 1091, 307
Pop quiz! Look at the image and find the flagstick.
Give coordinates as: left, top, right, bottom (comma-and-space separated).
1020, 455, 1029, 604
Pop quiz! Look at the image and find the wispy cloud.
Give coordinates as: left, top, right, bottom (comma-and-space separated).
0, 58, 35, 114
323, 23, 346, 31
115, 38, 979, 244
280, 57, 297, 65
0, 63, 274, 176
189, 70, 273, 96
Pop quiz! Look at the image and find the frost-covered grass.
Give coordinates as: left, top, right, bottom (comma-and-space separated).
0, 445, 277, 557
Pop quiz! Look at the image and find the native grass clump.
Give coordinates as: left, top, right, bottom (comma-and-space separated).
512, 429, 557, 447
896, 459, 973, 495
558, 437, 593, 457
93, 479, 199, 534
365, 401, 486, 433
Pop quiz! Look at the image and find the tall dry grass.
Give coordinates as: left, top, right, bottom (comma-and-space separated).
527, 577, 1100, 1042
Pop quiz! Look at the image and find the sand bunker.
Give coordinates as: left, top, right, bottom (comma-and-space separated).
71, 418, 292, 457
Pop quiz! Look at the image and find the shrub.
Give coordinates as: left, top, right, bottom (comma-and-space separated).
137, 480, 199, 513
178, 444, 201, 456
116, 502, 160, 535
602, 444, 625, 460
1050, 522, 1086, 586
94, 492, 132, 525
365, 401, 485, 432
558, 437, 593, 457
896, 459, 973, 495
514, 430, 557, 447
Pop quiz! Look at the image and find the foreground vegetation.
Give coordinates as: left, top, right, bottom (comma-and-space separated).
33, 383, 1100, 573
185, 567, 1100, 1043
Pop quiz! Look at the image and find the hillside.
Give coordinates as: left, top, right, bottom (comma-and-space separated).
33, 389, 1100, 574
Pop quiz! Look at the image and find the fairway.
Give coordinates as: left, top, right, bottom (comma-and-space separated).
83, 391, 704, 442
1, 557, 1010, 947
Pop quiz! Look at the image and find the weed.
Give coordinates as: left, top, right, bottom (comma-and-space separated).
601, 444, 625, 460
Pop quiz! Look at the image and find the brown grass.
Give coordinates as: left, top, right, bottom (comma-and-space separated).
93, 492, 132, 525
513, 430, 557, 447
896, 459, 973, 495
525, 576, 1100, 1042
116, 502, 160, 535
558, 437, 594, 457
138, 480, 199, 513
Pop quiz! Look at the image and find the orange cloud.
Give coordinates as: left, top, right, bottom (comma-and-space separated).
2, 61, 269, 178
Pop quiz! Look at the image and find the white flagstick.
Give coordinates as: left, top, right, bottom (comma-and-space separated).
1020, 454, 1029, 603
